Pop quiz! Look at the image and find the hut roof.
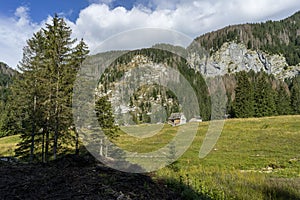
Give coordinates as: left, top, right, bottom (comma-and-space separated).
168, 113, 184, 120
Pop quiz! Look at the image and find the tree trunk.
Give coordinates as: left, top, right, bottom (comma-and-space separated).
53, 70, 60, 160
45, 130, 49, 163
53, 124, 58, 160
100, 138, 103, 156
105, 143, 108, 157
30, 94, 37, 163
74, 127, 79, 155
30, 126, 35, 162
41, 130, 45, 163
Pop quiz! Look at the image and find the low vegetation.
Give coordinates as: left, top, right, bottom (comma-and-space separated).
114, 115, 300, 199
0, 134, 20, 156
2, 115, 299, 199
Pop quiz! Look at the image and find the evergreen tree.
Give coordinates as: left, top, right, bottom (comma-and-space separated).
0, 73, 18, 138
276, 83, 292, 115
253, 72, 277, 117
290, 75, 300, 114
95, 96, 119, 138
233, 71, 254, 118
11, 15, 89, 162
13, 30, 47, 162
43, 15, 77, 159
70, 39, 89, 155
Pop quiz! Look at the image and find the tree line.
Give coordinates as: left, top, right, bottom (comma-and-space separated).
195, 11, 300, 66
228, 70, 300, 118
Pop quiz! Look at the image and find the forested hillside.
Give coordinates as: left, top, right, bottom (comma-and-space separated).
96, 48, 211, 122
223, 71, 300, 118
0, 62, 15, 98
0, 62, 16, 137
194, 11, 300, 66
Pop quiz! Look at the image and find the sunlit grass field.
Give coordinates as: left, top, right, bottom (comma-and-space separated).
1, 115, 300, 199
113, 115, 300, 199
115, 115, 300, 176
0, 134, 20, 156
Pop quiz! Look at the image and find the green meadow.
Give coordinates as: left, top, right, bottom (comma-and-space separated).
1, 115, 300, 199
0, 134, 20, 156
114, 115, 300, 199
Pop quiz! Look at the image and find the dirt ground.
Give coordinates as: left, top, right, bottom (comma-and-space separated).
0, 155, 181, 200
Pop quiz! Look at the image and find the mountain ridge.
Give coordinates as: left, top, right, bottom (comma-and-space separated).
0, 62, 16, 77
187, 11, 300, 79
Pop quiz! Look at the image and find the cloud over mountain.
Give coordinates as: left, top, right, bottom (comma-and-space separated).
1, 0, 300, 68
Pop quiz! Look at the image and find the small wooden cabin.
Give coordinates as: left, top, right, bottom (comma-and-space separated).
168, 113, 186, 126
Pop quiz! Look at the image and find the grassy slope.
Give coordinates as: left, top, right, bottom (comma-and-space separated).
1, 116, 299, 199
114, 115, 300, 199
185, 115, 300, 175
0, 135, 20, 156
115, 115, 300, 175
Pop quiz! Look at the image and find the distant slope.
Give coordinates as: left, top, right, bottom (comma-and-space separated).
187, 11, 300, 78
0, 62, 16, 77
0, 62, 16, 88
94, 48, 211, 122
0, 62, 17, 137
194, 11, 300, 66
0, 62, 16, 103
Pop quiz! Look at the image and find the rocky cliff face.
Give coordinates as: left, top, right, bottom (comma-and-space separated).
187, 41, 300, 79
0, 62, 16, 78
96, 55, 182, 125
186, 11, 300, 79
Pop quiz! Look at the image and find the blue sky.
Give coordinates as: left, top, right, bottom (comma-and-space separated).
0, 0, 141, 22
1, 0, 300, 69
0, 0, 89, 22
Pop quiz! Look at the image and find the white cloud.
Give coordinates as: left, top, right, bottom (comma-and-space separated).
0, 6, 43, 69
72, 0, 300, 53
1, 1, 300, 68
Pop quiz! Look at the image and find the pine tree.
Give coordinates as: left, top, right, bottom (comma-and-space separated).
13, 30, 47, 162
42, 15, 76, 159
233, 71, 254, 118
290, 76, 300, 114
95, 96, 119, 139
276, 83, 292, 115
70, 39, 89, 155
253, 72, 276, 117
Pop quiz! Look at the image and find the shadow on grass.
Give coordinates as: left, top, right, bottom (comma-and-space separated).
0, 153, 207, 200
263, 178, 300, 200
162, 177, 214, 200
2, 154, 300, 199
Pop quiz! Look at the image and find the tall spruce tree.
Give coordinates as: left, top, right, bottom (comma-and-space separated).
70, 39, 89, 155
276, 83, 292, 115
290, 75, 300, 114
254, 72, 276, 117
14, 30, 47, 161
43, 15, 76, 159
95, 95, 119, 139
233, 71, 254, 118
